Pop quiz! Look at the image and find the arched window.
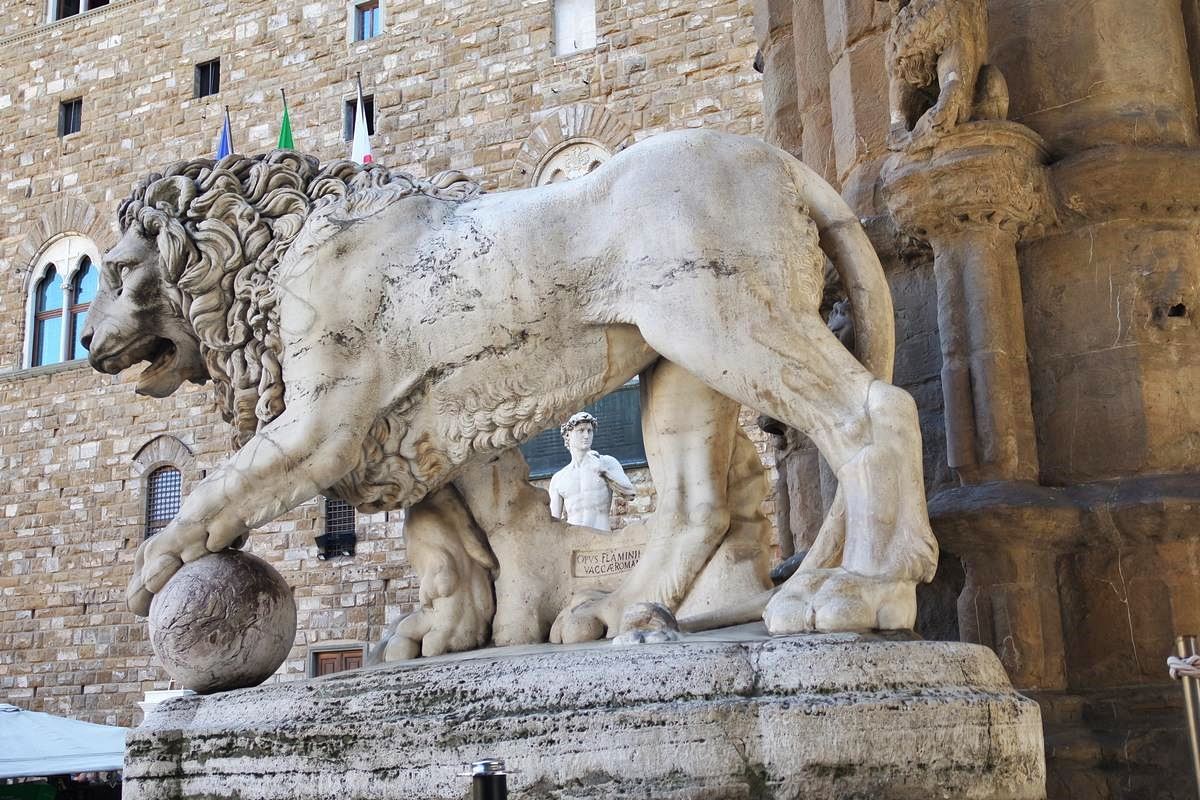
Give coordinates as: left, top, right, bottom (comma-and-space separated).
24, 234, 101, 369
32, 267, 64, 367
68, 258, 98, 361
146, 466, 183, 538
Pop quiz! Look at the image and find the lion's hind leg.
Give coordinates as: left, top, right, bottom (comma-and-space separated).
635, 301, 937, 633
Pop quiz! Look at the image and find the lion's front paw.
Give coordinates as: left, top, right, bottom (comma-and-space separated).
126, 521, 215, 617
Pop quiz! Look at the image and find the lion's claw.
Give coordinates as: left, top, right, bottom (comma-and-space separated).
126, 576, 154, 617
145, 553, 184, 594
125, 519, 218, 618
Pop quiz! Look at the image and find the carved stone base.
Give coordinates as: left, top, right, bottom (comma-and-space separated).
125, 626, 1047, 800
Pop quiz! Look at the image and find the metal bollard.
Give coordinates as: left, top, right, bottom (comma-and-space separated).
1176, 635, 1200, 798
465, 758, 508, 800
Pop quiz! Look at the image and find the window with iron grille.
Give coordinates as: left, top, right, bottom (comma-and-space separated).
194, 59, 220, 98
317, 497, 356, 558
58, 98, 82, 137
146, 466, 182, 538
519, 379, 647, 479
343, 95, 374, 141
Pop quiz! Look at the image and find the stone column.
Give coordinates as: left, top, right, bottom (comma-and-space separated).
753, 0, 802, 159
883, 122, 1067, 693
883, 123, 1051, 484
792, 0, 834, 184
990, 0, 1197, 154
989, 0, 1200, 484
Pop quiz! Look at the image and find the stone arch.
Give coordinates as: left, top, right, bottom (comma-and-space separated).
132, 435, 195, 478
17, 195, 109, 293
510, 103, 633, 187
132, 435, 197, 540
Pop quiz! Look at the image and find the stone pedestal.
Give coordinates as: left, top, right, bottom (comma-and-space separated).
124, 627, 1046, 800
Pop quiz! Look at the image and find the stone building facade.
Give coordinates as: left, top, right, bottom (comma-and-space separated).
0, 0, 761, 727
756, 1, 1200, 798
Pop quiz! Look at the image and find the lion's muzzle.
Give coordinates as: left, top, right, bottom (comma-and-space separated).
87, 332, 158, 374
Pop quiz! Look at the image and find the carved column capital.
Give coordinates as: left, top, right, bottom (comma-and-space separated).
882, 121, 1056, 242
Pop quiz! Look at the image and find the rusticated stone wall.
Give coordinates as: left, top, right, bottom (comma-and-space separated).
0, 0, 762, 727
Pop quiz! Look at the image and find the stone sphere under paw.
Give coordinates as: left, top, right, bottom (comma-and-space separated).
149, 550, 297, 694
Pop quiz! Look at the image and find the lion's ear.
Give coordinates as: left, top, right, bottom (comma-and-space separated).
144, 176, 197, 217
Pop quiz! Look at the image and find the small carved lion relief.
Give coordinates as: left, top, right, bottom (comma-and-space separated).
881, 0, 1009, 149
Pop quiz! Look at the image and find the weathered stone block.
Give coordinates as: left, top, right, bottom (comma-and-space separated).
822, 0, 889, 57
125, 630, 1046, 800
829, 33, 887, 184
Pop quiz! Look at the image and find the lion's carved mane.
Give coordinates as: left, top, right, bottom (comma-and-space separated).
886, 0, 956, 90
118, 151, 481, 453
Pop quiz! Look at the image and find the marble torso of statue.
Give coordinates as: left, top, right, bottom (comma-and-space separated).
548, 412, 636, 531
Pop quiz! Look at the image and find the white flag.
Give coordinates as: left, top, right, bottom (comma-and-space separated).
351, 79, 373, 165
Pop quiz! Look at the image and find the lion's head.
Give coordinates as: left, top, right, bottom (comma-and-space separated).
84, 150, 481, 449
84, 221, 208, 398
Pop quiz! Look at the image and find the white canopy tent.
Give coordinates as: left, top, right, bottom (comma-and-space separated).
0, 704, 126, 779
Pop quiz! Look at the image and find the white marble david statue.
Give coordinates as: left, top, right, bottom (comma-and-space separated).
548, 412, 636, 531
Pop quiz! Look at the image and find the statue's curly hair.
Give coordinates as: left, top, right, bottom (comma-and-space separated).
118, 150, 480, 449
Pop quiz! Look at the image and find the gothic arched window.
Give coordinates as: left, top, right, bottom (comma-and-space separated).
31, 267, 64, 367
24, 235, 101, 369
68, 258, 98, 361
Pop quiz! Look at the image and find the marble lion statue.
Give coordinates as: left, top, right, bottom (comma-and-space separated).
881, 0, 1008, 149
83, 129, 937, 648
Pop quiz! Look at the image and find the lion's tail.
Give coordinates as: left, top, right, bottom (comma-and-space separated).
793, 162, 896, 382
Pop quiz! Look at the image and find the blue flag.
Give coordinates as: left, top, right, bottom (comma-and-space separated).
215, 107, 232, 159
